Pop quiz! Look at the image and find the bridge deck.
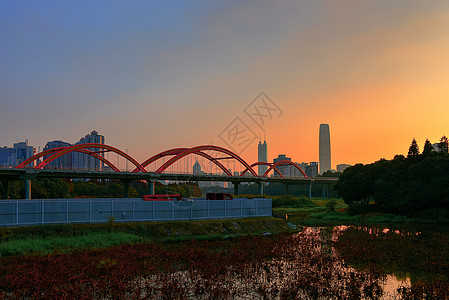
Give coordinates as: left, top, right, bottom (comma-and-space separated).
0, 168, 338, 184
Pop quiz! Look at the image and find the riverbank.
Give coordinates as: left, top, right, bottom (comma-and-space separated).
273, 197, 449, 227
2, 196, 449, 257
0, 217, 293, 256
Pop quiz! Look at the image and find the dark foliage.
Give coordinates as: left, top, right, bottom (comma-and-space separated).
0, 179, 201, 199
335, 150, 449, 215
407, 138, 420, 158
438, 135, 449, 153
271, 195, 315, 208
237, 182, 339, 198
422, 139, 433, 156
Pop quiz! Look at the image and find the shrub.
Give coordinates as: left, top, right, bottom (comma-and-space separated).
414, 208, 449, 220
347, 203, 384, 216
326, 199, 337, 212
271, 196, 314, 208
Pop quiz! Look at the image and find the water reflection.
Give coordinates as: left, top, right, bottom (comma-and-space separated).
305, 226, 413, 299
383, 275, 411, 299
332, 225, 449, 299
131, 226, 445, 299
135, 228, 387, 299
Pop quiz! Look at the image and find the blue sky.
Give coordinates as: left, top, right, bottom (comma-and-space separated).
1, 1, 449, 167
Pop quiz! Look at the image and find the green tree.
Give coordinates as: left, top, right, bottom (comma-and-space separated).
335, 164, 372, 205
438, 135, 448, 153
407, 138, 420, 158
422, 139, 433, 156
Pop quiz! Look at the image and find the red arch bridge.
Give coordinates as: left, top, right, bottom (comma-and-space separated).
0, 144, 337, 200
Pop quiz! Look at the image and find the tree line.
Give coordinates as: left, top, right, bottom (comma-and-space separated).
335, 136, 449, 215
0, 179, 202, 199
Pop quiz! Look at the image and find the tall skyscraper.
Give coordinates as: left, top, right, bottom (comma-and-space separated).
319, 124, 331, 174
257, 140, 268, 176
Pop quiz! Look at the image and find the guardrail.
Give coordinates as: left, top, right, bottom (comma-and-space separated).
0, 198, 272, 227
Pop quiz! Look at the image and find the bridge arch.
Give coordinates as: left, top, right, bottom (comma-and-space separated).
33, 143, 146, 172
240, 162, 283, 177
16, 146, 121, 172
263, 160, 308, 178
156, 145, 258, 176
134, 148, 232, 176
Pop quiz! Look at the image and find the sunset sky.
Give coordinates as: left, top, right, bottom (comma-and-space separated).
1, 1, 449, 170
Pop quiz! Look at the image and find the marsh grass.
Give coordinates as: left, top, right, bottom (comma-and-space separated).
0, 217, 292, 256
271, 195, 316, 208
0, 232, 141, 256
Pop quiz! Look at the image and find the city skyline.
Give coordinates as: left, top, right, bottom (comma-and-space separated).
1, 1, 449, 167
0, 130, 344, 174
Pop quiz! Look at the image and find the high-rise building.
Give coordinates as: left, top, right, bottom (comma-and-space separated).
193, 161, 203, 175
305, 162, 319, 178
0, 147, 16, 167
13, 141, 35, 166
192, 161, 227, 188
257, 140, 268, 176
192, 161, 210, 188
337, 164, 351, 173
319, 124, 331, 174
295, 162, 308, 177
0, 141, 35, 167
43, 140, 73, 169
72, 131, 105, 171
296, 162, 318, 178
273, 154, 292, 177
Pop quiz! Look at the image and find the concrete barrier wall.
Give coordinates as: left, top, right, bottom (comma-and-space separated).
0, 198, 272, 227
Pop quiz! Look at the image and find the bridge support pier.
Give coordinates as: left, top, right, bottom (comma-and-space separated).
20, 170, 38, 200
25, 179, 31, 200
285, 184, 289, 195
148, 181, 155, 195
322, 184, 329, 199
258, 182, 264, 196
121, 179, 131, 198
234, 182, 239, 196
1, 179, 8, 199
309, 182, 312, 199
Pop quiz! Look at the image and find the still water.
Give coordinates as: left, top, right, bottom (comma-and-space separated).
136, 226, 435, 299
317, 226, 413, 299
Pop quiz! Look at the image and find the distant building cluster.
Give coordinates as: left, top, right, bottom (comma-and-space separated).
0, 131, 105, 171
0, 141, 36, 167
192, 161, 228, 188
258, 124, 351, 178
271, 154, 318, 178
